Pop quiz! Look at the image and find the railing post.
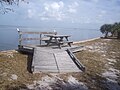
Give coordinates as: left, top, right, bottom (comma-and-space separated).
53, 30, 57, 35
40, 34, 42, 45
17, 28, 22, 48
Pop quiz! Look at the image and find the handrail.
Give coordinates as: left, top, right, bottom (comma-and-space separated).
19, 31, 57, 34
66, 49, 85, 72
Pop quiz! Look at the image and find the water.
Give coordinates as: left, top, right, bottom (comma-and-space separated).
0, 26, 101, 51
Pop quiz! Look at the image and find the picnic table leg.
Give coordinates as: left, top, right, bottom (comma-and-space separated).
55, 37, 62, 49
59, 37, 63, 41
65, 36, 69, 41
58, 43, 61, 49
68, 42, 71, 47
47, 37, 53, 46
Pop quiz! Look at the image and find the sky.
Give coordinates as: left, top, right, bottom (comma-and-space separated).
0, 0, 120, 29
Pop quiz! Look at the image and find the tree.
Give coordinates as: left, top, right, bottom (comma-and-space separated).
111, 23, 118, 37
100, 24, 112, 38
116, 22, 120, 39
0, 0, 27, 14
100, 22, 120, 39
112, 22, 120, 39
0, 0, 23, 4
0, 0, 18, 13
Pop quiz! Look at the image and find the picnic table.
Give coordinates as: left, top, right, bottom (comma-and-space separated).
44, 34, 73, 48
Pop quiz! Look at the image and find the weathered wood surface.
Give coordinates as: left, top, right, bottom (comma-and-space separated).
18, 31, 57, 46
20, 38, 42, 41
18, 44, 84, 54
32, 50, 58, 73
19, 31, 57, 34
32, 47, 81, 73
67, 49, 85, 71
54, 51, 80, 72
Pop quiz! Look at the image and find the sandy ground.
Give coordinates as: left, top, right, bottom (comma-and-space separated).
0, 38, 120, 90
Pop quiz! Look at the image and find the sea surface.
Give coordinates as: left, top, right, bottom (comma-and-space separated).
0, 26, 102, 51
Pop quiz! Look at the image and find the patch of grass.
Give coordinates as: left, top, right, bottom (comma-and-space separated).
74, 39, 120, 90
0, 51, 47, 89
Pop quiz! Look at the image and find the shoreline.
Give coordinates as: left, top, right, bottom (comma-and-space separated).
73, 37, 100, 44
0, 37, 100, 52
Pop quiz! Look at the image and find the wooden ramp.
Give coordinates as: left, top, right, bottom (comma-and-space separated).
32, 47, 83, 73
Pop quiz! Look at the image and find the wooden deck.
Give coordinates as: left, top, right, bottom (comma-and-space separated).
17, 31, 85, 73
32, 47, 83, 73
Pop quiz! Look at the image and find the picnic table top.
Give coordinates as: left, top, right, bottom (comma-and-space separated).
45, 34, 71, 37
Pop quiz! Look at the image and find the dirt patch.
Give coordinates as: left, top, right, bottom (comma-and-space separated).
74, 39, 120, 90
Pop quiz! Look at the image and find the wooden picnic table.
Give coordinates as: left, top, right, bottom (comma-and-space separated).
44, 34, 73, 48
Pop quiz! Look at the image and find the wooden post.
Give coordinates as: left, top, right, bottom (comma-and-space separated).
17, 28, 22, 47
19, 32, 22, 46
40, 34, 42, 45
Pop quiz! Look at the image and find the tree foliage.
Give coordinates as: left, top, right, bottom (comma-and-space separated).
0, 0, 24, 4
0, 0, 27, 14
100, 24, 112, 38
100, 22, 120, 39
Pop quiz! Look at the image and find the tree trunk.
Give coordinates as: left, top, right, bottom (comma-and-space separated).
105, 32, 108, 38
117, 31, 120, 39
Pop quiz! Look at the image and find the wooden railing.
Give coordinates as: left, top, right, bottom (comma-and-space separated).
67, 49, 85, 71
17, 29, 57, 47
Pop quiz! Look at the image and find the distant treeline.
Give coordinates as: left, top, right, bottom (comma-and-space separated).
100, 22, 120, 39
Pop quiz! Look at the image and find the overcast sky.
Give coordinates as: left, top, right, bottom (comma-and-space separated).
0, 0, 120, 29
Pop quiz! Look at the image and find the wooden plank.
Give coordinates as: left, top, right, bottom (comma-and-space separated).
34, 66, 58, 69
54, 51, 80, 72
33, 66, 58, 73
18, 31, 57, 47
34, 47, 64, 53
20, 38, 42, 41
32, 48, 58, 73
20, 37, 51, 41
32, 47, 82, 73
20, 31, 57, 34
67, 49, 85, 71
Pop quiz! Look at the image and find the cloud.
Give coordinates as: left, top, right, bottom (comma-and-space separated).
85, 18, 91, 23
97, 10, 107, 18
101, 10, 106, 14
24, 0, 80, 22
40, 17, 49, 20
38, 1, 79, 21
39, 1, 65, 21
27, 9, 36, 18
20, 0, 120, 26
92, 0, 99, 3
68, 2, 79, 13
83, 0, 99, 3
